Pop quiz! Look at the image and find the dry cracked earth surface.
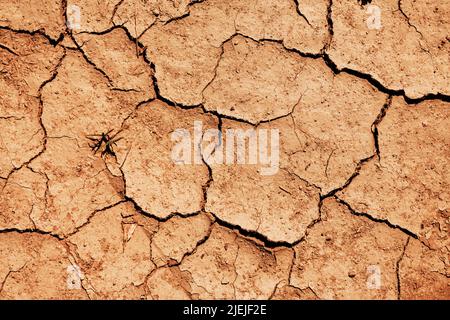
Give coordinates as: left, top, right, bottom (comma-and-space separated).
0, 0, 449, 300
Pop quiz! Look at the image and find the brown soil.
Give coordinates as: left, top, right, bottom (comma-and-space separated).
0, 0, 448, 299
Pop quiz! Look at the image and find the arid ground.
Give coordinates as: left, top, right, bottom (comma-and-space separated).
0, 0, 448, 299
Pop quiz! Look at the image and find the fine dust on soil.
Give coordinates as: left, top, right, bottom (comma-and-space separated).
0, 0, 449, 299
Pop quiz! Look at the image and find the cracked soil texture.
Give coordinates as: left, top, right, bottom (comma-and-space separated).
0, 0, 449, 299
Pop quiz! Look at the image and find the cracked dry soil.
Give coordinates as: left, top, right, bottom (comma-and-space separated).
0, 0, 448, 300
